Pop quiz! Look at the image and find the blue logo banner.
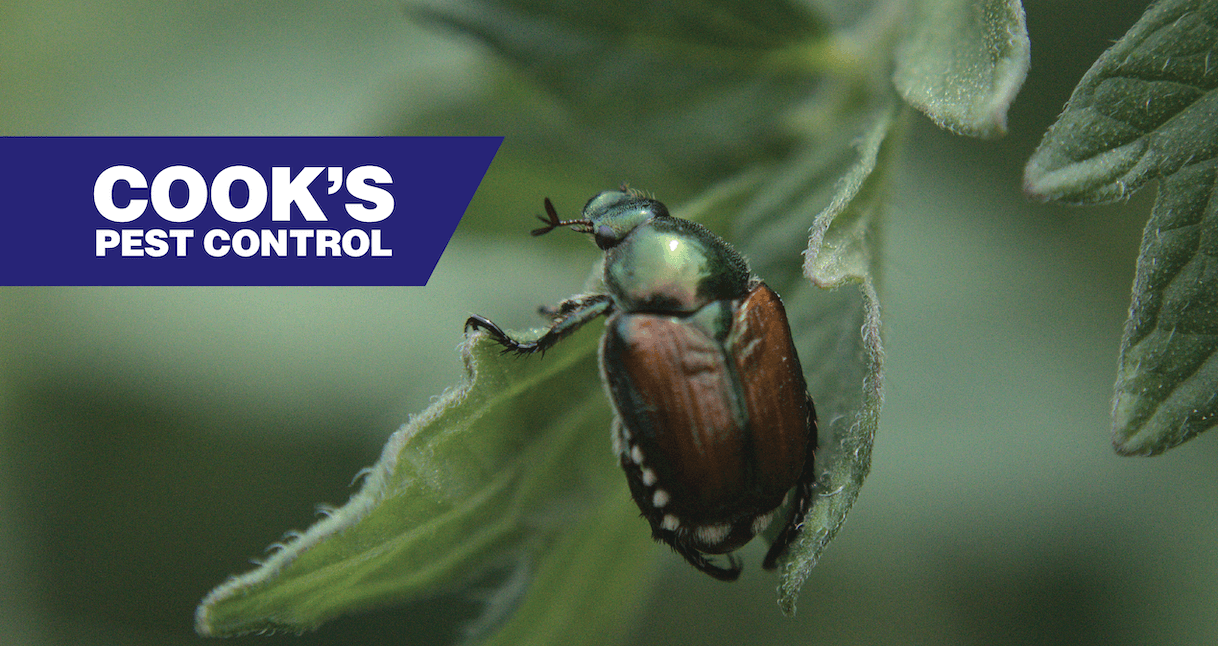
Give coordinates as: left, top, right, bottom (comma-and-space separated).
0, 136, 502, 286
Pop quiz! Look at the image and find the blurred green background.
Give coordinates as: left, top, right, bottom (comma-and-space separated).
3, 1, 1216, 645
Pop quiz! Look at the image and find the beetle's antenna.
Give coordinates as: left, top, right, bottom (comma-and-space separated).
531, 197, 592, 236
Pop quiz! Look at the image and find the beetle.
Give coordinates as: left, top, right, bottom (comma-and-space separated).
465, 188, 817, 581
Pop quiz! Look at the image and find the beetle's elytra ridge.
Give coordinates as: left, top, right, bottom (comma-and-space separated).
465, 189, 818, 581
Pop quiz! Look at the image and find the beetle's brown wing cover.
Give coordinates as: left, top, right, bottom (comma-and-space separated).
602, 287, 810, 525
726, 283, 811, 509
602, 312, 748, 524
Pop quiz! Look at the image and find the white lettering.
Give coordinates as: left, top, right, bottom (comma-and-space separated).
150, 165, 208, 223
211, 166, 268, 223
271, 167, 326, 222
344, 166, 394, 223
94, 166, 148, 223
96, 229, 121, 255
371, 229, 392, 257
204, 229, 230, 256
316, 229, 341, 256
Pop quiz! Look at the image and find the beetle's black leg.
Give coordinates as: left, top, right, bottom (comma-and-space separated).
670, 537, 742, 582
762, 481, 811, 571
763, 392, 819, 571
538, 295, 593, 319
465, 293, 614, 356
529, 294, 614, 353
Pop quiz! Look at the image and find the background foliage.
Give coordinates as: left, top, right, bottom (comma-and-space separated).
2, 1, 1217, 645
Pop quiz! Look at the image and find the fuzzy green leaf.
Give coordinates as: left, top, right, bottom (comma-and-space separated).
1023, 0, 1218, 455
759, 104, 897, 614
1112, 159, 1218, 455
410, 0, 829, 180
783, 106, 895, 611
802, 106, 900, 288
894, 0, 1029, 138
195, 322, 630, 637
1024, 0, 1218, 204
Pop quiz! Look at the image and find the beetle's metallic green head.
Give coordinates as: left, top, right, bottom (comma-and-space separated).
581, 190, 669, 250
532, 189, 668, 250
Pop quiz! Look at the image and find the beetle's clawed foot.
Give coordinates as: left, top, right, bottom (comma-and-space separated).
704, 554, 744, 582
671, 541, 742, 582
464, 315, 547, 356
464, 314, 504, 338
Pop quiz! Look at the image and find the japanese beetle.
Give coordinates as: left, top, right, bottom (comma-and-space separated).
465, 189, 817, 581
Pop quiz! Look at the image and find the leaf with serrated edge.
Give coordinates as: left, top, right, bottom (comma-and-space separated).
195, 321, 622, 637
894, 0, 1029, 138
1022, 0, 1218, 454
1113, 160, 1218, 455
1025, 0, 1218, 204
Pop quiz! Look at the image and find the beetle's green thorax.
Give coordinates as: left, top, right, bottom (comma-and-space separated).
596, 212, 752, 314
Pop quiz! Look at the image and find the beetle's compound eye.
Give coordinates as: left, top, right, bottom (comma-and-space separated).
594, 224, 620, 249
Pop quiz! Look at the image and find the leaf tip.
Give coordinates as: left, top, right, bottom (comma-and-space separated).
194, 602, 215, 637
1109, 376, 1159, 456
777, 595, 797, 617
1109, 383, 1185, 457
1021, 168, 1053, 203
1110, 429, 1161, 457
